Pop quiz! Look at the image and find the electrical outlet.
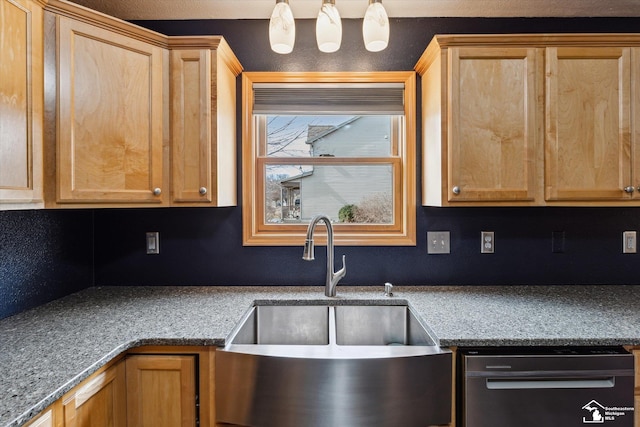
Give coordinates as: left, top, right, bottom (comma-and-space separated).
146, 232, 160, 254
427, 231, 450, 254
481, 231, 494, 254
623, 231, 636, 254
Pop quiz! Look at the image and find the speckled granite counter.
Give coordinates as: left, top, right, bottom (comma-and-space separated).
2, 285, 640, 426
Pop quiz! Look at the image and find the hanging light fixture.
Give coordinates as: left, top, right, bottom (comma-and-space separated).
269, 0, 296, 54
316, 0, 342, 53
363, 0, 389, 52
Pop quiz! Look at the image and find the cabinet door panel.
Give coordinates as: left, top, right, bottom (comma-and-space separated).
0, 0, 43, 207
63, 361, 126, 427
126, 354, 197, 427
448, 47, 541, 202
56, 16, 165, 204
545, 46, 631, 201
171, 49, 213, 203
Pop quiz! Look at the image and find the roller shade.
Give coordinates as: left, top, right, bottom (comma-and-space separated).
253, 83, 405, 115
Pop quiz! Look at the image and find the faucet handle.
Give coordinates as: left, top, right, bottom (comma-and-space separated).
384, 282, 394, 297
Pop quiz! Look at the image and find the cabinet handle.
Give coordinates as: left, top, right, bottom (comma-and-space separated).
624, 186, 635, 194
452, 186, 461, 195
153, 188, 162, 196
199, 187, 208, 195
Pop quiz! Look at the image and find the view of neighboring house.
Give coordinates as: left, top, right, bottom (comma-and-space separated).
279, 115, 393, 223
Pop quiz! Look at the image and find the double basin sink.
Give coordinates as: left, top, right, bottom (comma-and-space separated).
216, 301, 452, 427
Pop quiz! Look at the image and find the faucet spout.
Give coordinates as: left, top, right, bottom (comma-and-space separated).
303, 215, 347, 297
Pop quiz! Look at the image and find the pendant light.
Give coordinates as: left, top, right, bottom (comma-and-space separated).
269, 0, 295, 54
363, 0, 389, 52
316, 0, 342, 53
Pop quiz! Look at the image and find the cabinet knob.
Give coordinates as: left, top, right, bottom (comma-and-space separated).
153, 188, 162, 196
452, 186, 461, 195
199, 187, 208, 195
624, 186, 635, 194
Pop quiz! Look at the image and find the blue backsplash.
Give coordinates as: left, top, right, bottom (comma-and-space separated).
0, 210, 93, 319
3, 16, 640, 320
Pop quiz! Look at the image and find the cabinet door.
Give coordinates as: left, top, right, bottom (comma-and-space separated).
447, 47, 542, 202
63, 360, 126, 427
0, 0, 44, 208
170, 49, 213, 204
170, 46, 238, 207
56, 16, 166, 205
545, 47, 631, 201
126, 354, 197, 427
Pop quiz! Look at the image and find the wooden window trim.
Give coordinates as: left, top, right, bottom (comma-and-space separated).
242, 71, 416, 246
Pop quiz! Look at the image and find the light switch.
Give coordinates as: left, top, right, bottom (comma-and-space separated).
427, 231, 450, 254
146, 232, 160, 254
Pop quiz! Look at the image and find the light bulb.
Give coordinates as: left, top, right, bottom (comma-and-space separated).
269, 0, 295, 54
363, 0, 389, 52
316, 0, 342, 53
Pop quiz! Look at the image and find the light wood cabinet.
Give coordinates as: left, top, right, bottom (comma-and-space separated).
126, 354, 197, 427
417, 34, 640, 207
545, 46, 633, 201
0, 0, 44, 209
24, 408, 56, 427
62, 359, 126, 427
169, 39, 242, 207
39, 0, 242, 209
53, 13, 168, 206
415, 37, 543, 206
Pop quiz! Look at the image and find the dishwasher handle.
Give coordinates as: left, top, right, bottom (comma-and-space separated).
486, 377, 615, 390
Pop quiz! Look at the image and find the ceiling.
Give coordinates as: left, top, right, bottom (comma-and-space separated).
67, 0, 640, 20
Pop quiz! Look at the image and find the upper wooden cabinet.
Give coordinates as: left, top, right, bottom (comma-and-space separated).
40, 0, 241, 208
416, 40, 543, 206
0, 0, 44, 210
545, 46, 633, 201
416, 34, 640, 207
169, 38, 242, 207
53, 14, 168, 206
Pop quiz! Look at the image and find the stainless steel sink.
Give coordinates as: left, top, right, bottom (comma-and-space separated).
216, 301, 452, 427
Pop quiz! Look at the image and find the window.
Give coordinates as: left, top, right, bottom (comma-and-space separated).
242, 72, 416, 246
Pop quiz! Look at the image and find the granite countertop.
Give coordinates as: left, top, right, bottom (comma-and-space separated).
2, 285, 640, 427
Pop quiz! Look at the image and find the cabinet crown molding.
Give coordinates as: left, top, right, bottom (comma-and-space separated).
416, 33, 640, 74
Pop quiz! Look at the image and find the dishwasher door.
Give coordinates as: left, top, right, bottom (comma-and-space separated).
460, 347, 635, 427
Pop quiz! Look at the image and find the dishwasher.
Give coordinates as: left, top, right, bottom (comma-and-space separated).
459, 346, 635, 427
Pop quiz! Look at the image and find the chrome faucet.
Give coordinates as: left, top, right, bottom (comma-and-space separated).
302, 215, 346, 297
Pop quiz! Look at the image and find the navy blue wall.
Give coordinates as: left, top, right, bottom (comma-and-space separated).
94, 17, 640, 287
3, 17, 640, 320
0, 210, 93, 319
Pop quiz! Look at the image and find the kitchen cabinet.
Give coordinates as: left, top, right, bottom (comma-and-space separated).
40, 0, 242, 208
169, 38, 242, 207
22, 346, 215, 427
545, 46, 634, 202
126, 354, 197, 427
62, 358, 126, 427
416, 34, 640, 207
415, 36, 544, 206
0, 0, 44, 210
52, 12, 168, 206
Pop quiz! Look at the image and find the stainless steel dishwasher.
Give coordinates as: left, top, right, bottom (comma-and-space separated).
460, 347, 635, 427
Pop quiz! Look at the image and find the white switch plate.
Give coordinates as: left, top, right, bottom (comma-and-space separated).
146, 232, 160, 254
481, 231, 495, 254
623, 231, 636, 254
427, 231, 450, 254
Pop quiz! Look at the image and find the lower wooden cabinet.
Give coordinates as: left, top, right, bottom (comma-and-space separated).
62, 359, 127, 427
26, 346, 215, 427
126, 354, 197, 427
